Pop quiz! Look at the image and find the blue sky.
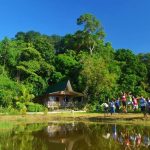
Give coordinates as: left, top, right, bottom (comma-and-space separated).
0, 0, 150, 53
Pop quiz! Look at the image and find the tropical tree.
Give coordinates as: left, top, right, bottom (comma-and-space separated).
16, 47, 54, 96
138, 53, 150, 94
0, 74, 19, 107
76, 13, 105, 55
56, 13, 105, 55
78, 54, 118, 103
115, 49, 148, 96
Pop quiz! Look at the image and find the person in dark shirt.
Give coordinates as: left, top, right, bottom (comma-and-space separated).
115, 98, 120, 113
109, 98, 115, 115
139, 96, 147, 117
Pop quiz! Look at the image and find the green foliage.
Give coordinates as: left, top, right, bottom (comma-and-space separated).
44, 107, 48, 115
57, 14, 105, 55
19, 47, 42, 61
16, 46, 54, 96
0, 38, 26, 70
20, 107, 27, 115
15, 103, 27, 115
79, 54, 118, 102
15, 85, 35, 103
15, 31, 55, 63
0, 13, 149, 112
55, 53, 79, 76
26, 102, 45, 112
138, 53, 150, 93
0, 121, 14, 129
115, 49, 149, 96
76, 14, 105, 55
16, 102, 27, 112
77, 13, 105, 38
83, 101, 102, 112
0, 106, 20, 115
0, 75, 19, 107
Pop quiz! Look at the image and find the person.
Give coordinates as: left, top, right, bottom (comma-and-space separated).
127, 93, 133, 112
109, 98, 115, 115
101, 102, 109, 115
121, 92, 127, 113
139, 96, 147, 118
115, 98, 120, 113
146, 97, 150, 115
132, 96, 138, 111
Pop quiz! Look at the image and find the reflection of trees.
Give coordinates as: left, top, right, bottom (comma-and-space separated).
0, 123, 48, 150
0, 123, 150, 150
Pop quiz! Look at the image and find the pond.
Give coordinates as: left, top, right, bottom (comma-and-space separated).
0, 121, 150, 150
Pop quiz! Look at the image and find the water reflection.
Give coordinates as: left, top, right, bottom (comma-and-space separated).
0, 122, 150, 150
46, 123, 92, 150
102, 124, 150, 150
45, 123, 150, 150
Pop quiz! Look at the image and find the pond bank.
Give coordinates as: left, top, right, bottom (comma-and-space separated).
0, 112, 150, 125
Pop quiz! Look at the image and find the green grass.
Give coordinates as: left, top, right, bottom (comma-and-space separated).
0, 112, 150, 126
0, 121, 14, 129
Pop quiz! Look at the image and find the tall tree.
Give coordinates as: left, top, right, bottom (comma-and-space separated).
0, 38, 10, 73
138, 53, 150, 94
76, 13, 105, 55
15, 31, 55, 64
115, 49, 148, 96
56, 14, 105, 55
78, 53, 118, 102
16, 47, 54, 96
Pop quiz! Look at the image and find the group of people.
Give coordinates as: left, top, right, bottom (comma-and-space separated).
101, 92, 150, 117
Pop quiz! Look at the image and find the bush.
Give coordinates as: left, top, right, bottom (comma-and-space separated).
44, 107, 48, 115
26, 102, 45, 112
0, 106, 20, 115
16, 102, 26, 110
20, 107, 27, 115
15, 102, 27, 115
83, 104, 97, 112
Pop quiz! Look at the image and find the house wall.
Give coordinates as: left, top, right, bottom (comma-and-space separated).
45, 96, 66, 109
59, 96, 65, 106
45, 95, 81, 109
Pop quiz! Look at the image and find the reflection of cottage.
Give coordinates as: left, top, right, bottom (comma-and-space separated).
45, 123, 91, 150
44, 80, 83, 109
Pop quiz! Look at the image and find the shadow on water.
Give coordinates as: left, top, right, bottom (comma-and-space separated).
87, 116, 144, 122
0, 121, 150, 150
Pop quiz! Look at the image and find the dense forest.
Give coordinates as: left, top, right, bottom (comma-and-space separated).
0, 14, 149, 111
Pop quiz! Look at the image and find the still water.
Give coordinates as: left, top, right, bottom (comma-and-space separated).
0, 122, 150, 150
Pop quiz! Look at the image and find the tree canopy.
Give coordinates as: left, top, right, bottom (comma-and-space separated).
0, 13, 149, 109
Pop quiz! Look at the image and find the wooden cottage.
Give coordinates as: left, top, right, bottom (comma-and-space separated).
44, 80, 83, 109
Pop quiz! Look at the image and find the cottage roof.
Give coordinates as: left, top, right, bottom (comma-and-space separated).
46, 80, 83, 97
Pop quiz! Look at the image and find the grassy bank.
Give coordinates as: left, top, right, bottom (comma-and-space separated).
0, 112, 150, 126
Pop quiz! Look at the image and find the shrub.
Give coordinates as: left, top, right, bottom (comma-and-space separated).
20, 107, 27, 115
0, 106, 20, 115
16, 102, 26, 110
83, 104, 96, 112
44, 107, 48, 115
26, 102, 45, 112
